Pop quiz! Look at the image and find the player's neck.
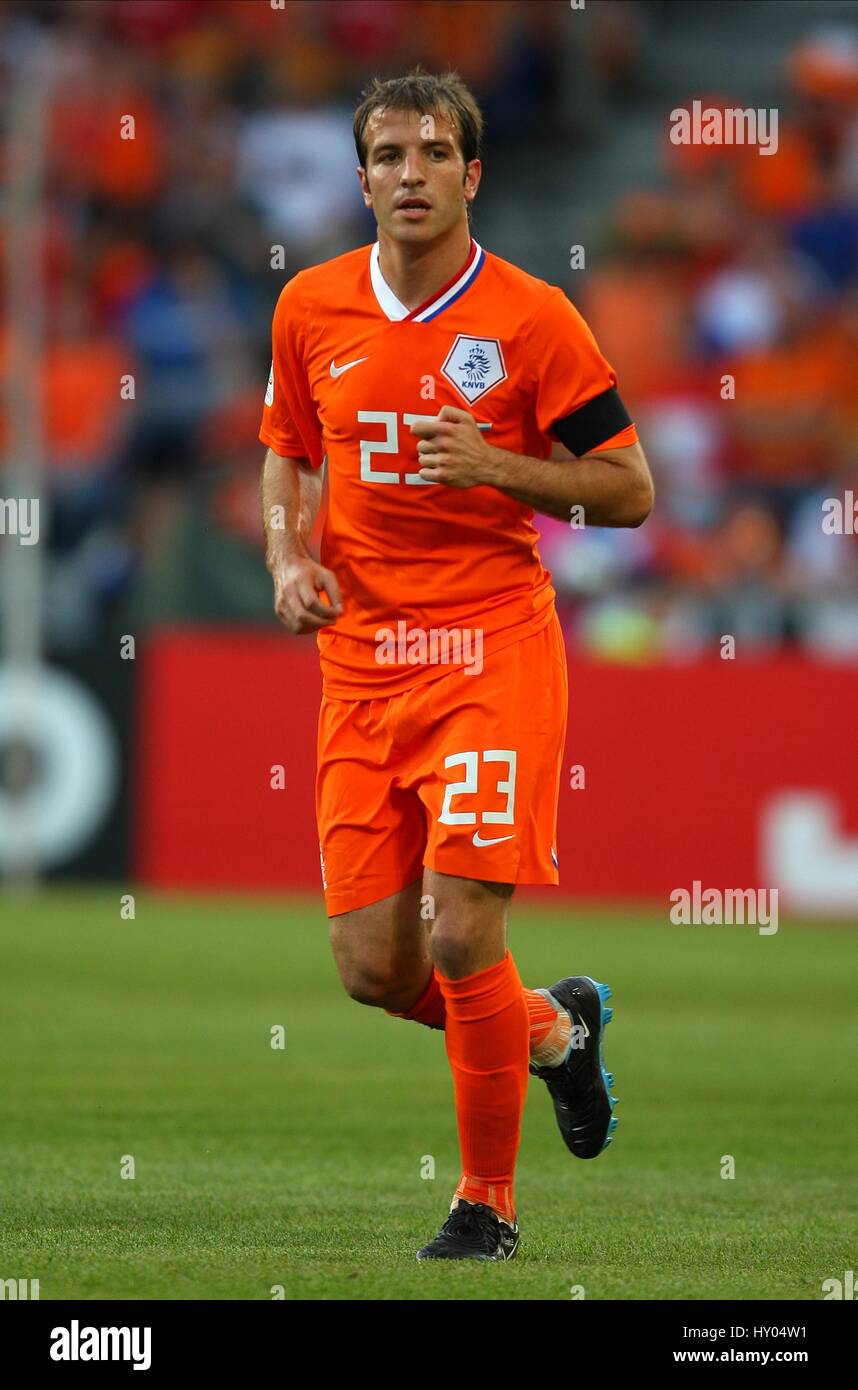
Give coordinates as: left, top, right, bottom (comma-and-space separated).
377, 222, 473, 312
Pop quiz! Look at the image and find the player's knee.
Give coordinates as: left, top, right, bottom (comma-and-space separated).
338, 964, 405, 1009
428, 927, 473, 980
429, 919, 502, 979
425, 871, 514, 909
428, 880, 512, 977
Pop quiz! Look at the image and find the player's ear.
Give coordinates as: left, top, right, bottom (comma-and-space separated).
464, 158, 481, 202
357, 166, 373, 208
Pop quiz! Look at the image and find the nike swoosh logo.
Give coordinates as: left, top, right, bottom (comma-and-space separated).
572, 1011, 590, 1038
472, 831, 516, 847
330, 356, 369, 378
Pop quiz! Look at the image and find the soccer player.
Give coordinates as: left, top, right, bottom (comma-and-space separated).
260, 70, 653, 1262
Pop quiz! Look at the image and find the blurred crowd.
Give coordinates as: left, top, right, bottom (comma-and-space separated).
1, 0, 857, 657
538, 20, 858, 658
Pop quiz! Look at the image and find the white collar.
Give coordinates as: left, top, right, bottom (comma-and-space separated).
369, 240, 484, 323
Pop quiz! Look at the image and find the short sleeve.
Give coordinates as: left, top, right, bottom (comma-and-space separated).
258, 277, 325, 468
527, 288, 638, 456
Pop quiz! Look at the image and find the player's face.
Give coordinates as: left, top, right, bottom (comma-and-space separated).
359, 107, 480, 243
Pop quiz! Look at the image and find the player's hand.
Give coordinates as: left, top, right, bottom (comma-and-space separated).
270, 554, 342, 634
409, 405, 494, 488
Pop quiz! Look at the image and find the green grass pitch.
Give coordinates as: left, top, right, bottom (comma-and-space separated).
1, 889, 855, 1300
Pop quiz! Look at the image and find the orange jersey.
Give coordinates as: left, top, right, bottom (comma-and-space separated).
259, 239, 637, 697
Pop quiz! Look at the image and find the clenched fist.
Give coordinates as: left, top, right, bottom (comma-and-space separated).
270, 553, 342, 634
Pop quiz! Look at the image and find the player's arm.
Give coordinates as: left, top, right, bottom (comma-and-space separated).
488, 434, 653, 527
410, 407, 654, 527
261, 447, 342, 633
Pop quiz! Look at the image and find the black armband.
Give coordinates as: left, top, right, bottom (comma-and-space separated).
551, 386, 633, 457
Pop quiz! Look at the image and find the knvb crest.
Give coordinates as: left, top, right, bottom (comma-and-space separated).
441, 335, 507, 405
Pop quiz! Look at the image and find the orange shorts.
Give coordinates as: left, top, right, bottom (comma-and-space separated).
315, 611, 569, 916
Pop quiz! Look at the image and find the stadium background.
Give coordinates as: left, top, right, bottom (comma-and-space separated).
1, 0, 857, 1302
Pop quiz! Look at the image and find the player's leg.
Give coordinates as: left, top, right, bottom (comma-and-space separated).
513, 614, 619, 1161
328, 878, 437, 1015
424, 869, 513, 977
411, 613, 616, 1261
431, 868, 527, 1216
317, 691, 450, 1022
404, 625, 557, 1259
331, 873, 580, 1060
414, 868, 525, 1260
381, 923, 578, 1064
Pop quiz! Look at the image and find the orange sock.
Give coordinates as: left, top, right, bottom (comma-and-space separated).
386, 973, 570, 1063
435, 950, 529, 1225
384, 970, 447, 1029
525, 987, 572, 1066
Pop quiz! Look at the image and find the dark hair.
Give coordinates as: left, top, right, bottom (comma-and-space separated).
353, 67, 484, 169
